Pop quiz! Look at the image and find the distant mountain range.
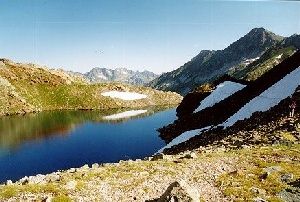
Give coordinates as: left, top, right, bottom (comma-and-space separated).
148, 27, 300, 95
70, 68, 159, 86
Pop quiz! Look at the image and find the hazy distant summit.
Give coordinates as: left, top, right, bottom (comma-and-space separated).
83, 67, 159, 86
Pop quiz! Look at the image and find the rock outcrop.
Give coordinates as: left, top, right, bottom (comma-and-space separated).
148, 181, 200, 202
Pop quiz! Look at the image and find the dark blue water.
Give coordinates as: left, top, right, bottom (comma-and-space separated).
0, 108, 176, 182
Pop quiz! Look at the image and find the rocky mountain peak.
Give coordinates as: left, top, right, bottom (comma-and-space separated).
83, 67, 159, 85
246, 27, 284, 44
224, 28, 284, 58
148, 28, 299, 95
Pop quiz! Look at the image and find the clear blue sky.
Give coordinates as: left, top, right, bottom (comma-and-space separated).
0, 0, 299, 73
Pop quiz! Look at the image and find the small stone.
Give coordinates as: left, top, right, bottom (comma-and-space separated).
263, 166, 282, 175
253, 197, 267, 202
65, 180, 77, 190
6, 180, 13, 185
216, 147, 226, 152
250, 187, 266, 195
242, 145, 251, 149
259, 172, 269, 181
81, 164, 89, 169
68, 168, 76, 173
281, 173, 294, 183
144, 156, 153, 161
92, 163, 99, 169
42, 196, 52, 202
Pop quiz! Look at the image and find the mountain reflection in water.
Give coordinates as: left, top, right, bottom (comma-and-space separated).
0, 107, 168, 151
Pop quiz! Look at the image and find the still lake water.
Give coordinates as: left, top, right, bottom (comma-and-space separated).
0, 107, 176, 182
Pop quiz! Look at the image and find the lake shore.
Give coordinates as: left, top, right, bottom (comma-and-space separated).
1, 113, 299, 201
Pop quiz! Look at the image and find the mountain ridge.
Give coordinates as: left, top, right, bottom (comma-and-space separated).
148, 27, 299, 95
81, 67, 159, 86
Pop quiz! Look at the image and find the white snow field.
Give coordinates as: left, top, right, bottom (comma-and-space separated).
223, 66, 300, 127
102, 110, 148, 120
194, 81, 246, 112
158, 67, 300, 153
157, 126, 211, 153
101, 91, 147, 101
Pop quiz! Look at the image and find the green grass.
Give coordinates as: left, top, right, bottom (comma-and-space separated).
0, 183, 68, 200
0, 185, 17, 199
281, 132, 297, 142
230, 46, 296, 81
216, 144, 300, 201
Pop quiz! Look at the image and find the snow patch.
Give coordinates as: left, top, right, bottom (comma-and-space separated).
157, 126, 211, 153
244, 57, 259, 65
157, 67, 300, 152
103, 110, 148, 120
101, 91, 147, 100
96, 74, 108, 80
276, 54, 283, 59
195, 81, 246, 112
223, 66, 300, 127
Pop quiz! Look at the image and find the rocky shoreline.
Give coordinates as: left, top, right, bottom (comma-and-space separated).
0, 111, 299, 201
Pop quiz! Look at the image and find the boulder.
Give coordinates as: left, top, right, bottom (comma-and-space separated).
28, 174, 46, 184
279, 188, 300, 202
182, 152, 197, 159
6, 180, 13, 185
152, 181, 200, 202
151, 153, 165, 161
46, 173, 61, 182
92, 163, 100, 169
263, 166, 282, 175
19, 176, 29, 185
80, 164, 89, 169
67, 168, 76, 173
279, 178, 300, 202
281, 173, 294, 183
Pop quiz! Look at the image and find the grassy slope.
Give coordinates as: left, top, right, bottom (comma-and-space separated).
0, 60, 182, 115
230, 46, 296, 81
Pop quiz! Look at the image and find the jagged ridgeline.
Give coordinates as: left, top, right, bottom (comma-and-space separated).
148, 28, 300, 95
82, 67, 159, 86
0, 59, 182, 116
